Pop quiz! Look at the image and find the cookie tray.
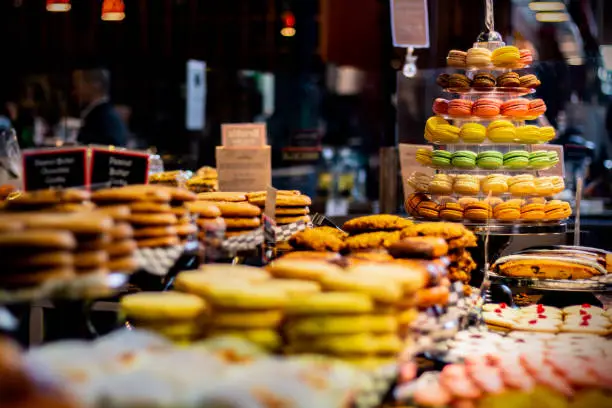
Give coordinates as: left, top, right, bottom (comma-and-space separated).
487, 271, 612, 292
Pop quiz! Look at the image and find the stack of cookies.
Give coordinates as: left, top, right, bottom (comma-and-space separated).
94, 206, 138, 273
341, 215, 413, 252
186, 167, 218, 193
0, 229, 76, 289
174, 265, 287, 351
120, 292, 209, 343
196, 192, 262, 238
9, 212, 115, 277
245, 190, 312, 226
282, 292, 403, 369
2, 189, 94, 213
92, 186, 181, 248
185, 201, 223, 242
148, 170, 190, 188
161, 187, 198, 244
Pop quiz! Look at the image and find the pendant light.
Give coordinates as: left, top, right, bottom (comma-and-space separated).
101, 0, 125, 21
46, 0, 71, 12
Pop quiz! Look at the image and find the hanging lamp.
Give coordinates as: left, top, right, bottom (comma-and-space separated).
101, 0, 125, 21
46, 0, 71, 12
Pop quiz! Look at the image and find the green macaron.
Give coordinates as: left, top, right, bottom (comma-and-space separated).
476, 151, 503, 169
529, 150, 554, 169
503, 150, 529, 169
432, 150, 453, 168
451, 150, 477, 169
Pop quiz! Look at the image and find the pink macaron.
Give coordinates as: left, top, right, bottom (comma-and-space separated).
447, 99, 474, 117
519, 49, 533, 66
432, 98, 450, 115
472, 98, 501, 117
527, 98, 547, 116
501, 98, 529, 118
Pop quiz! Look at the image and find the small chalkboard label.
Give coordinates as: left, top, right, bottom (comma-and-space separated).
89, 147, 150, 189
22, 147, 88, 191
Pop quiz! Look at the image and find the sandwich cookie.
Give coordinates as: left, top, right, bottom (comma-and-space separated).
460, 123, 486, 143
503, 150, 529, 169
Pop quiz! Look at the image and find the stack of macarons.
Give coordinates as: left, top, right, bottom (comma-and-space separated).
411, 174, 565, 198
446, 46, 531, 69
432, 98, 548, 120
425, 149, 558, 171
405, 193, 572, 222
436, 72, 541, 90
424, 117, 460, 143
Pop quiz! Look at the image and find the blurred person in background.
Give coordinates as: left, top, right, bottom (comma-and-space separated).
73, 68, 127, 146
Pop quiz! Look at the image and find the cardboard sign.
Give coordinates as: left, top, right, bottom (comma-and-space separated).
22, 147, 88, 191
532, 144, 565, 177
89, 147, 150, 189
216, 146, 271, 192
264, 185, 277, 220
222, 123, 267, 148
390, 0, 430, 47
398, 143, 434, 200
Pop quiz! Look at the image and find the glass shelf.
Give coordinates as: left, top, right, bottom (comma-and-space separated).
431, 165, 558, 173
434, 114, 541, 122
443, 87, 535, 97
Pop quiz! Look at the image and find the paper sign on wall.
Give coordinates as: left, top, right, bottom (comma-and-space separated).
22, 147, 88, 191
532, 144, 565, 177
216, 146, 271, 192
222, 123, 267, 148
398, 143, 434, 200
390, 0, 430, 47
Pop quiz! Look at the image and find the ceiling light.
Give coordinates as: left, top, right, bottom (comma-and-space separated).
280, 27, 296, 37
535, 12, 569, 22
46, 0, 71, 12
101, 0, 125, 21
529, 2, 566, 12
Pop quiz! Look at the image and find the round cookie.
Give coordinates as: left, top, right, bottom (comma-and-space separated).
107, 239, 137, 257
133, 226, 178, 238
110, 223, 134, 240
73, 250, 109, 269
288, 228, 345, 252
197, 217, 226, 230
92, 185, 172, 203
94, 205, 131, 221
342, 215, 412, 233
107, 256, 139, 273
256, 279, 320, 296
121, 292, 207, 321
224, 230, 253, 238
319, 273, 402, 303
223, 217, 261, 229
5, 188, 90, 207
274, 207, 310, 216
175, 223, 197, 237
180, 281, 287, 310
0, 267, 75, 287
276, 215, 310, 225
136, 236, 180, 248
344, 231, 402, 250
196, 192, 247, 202
77, 233, 112, 250
181, 265, 270, 284
0, 230, 76, 249
211, 310, 283, 329
128, 213, 178, 226
284, 292, 374, 315
4, 251, 74, 269
205, 201, 261, 217
185, 201, 222, 218
266, 259, 343, 281
248, 194, 311, 207
17, 213, 113, 235
130, 202, 173, 213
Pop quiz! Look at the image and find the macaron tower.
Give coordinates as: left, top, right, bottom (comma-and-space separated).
407, 34, 570, 225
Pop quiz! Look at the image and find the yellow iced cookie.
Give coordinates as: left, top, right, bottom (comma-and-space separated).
211, 310, 283, 329
284, 292, 373, 315
208, 329, 282, 351
120, 292, 208, 321
285, 314, 398, 337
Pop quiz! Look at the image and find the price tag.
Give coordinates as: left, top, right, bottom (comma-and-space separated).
22, 147, 88, 191
216, 146, 271, 192
222, 123, 267, 148
390, 0, 430, 47
532, 144, 565, 177
398, 143, 433, 200
89, 147, 150, 189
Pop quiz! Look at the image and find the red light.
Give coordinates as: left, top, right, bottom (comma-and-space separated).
102, 0, 125, 21
282, 11, 295, 28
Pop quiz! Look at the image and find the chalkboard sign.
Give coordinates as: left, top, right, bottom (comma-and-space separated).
22, 147, 88, 191
89, 147, 150, 189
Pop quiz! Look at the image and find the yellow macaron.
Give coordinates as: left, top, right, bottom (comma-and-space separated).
491, 46, 521, 68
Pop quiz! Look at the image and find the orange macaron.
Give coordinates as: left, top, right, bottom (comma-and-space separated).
417, 201, 440, 219
493, 200, 521, 221
544, 200, 572, 220
447, 99, 474, 117
527, 99, 547, 117
405, 192, 429, 215
439, 202, 464, 221
501, 98, 529, 118
520, 202, 545, 220
464, 201, 492, 221
472, 98, 501, 117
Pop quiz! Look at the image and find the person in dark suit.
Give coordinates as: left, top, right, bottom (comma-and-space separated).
73, 68, 127, 146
